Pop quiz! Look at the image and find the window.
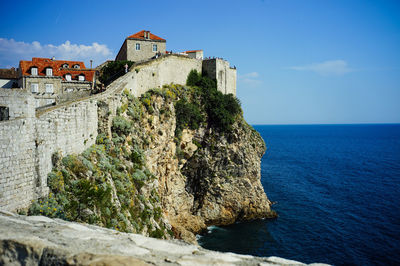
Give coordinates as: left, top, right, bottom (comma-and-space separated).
153, 44, 157, 52
136, 43, 140, 50
65, 74, 72, 81
31, 67, 38, 75
46, 68, 53, 76
45, 83, 54, 94
62, 63, 69, 68
31, 83, 39, 93
46, 99, 55, 105
78, 75, 85, 81
73, 64, 80, 69
0, 106, 9, 121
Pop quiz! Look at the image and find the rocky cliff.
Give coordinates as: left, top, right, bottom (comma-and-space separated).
27, 83, 276, 243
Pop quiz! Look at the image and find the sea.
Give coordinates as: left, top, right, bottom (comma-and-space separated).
198, 124, 400, 266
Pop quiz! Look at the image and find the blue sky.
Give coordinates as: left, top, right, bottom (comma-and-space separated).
1, 0, 399, 124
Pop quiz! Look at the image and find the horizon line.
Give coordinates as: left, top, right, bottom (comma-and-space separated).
251, 122, 400, 126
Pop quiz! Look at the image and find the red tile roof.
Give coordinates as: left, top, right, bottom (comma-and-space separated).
19, 58, 95, 82
127, 30, 166, 41
184, 50, 203, 53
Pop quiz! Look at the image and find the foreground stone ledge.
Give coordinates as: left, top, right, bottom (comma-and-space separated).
0, 211, 329, 266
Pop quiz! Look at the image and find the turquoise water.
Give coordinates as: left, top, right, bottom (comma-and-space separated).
198, 124, 400, 265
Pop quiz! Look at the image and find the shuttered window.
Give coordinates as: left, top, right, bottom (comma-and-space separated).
45, 83, 54, 94
31, 83, 39, 93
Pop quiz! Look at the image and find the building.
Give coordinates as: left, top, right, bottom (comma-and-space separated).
19, 57, 96, 107
115, 30, 166, 62
203, 58, 237, 95
183, 50, 203, 60
0, 68, 18, 88
113, 30, 236, 96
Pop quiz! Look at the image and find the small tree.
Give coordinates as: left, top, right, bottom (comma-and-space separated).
186, 69, 201, 86
99, 60, 134, 87
175, 98, 204, 138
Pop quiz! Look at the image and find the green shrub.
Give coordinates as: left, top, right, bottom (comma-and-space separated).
48, 171, 64, 192
132, 169, 148, 182
62, 155, 87, 176
202, 86, 241, 132
186, 69, 216, 89
96, 133, 106, 144
127, 98, 142, 120
112, 116, 131, 136
186, 69, 201, 86
185, 70, 240, 133
175, 98, 204, 137
130, 146, 145, 167
149, 228, 165, 238
140, 94, 154, 114
99, 60, 134, 86
28, 193, 65, 218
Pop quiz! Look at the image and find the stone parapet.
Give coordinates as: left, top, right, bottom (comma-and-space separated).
0, 212, 330, 266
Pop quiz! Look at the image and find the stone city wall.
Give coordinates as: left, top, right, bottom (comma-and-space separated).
0, 89, 35, 119
0, 75, 127, 211
0, 89, 37, 210
0, 89, 99, 211
202, 58, 236, 95
0, 54, 235, 211
33, 100, 98, 198
226, 67, 237, 95
0, 118, 36, 211
124, 54, 202, 97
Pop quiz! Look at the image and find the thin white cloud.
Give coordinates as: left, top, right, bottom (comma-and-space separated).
0, 38, 113, 68
241, 72, 259, 78
238, 72, 262, 86
288, 60, 354, 76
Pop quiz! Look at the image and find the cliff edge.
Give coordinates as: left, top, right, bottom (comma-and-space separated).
26, 82, 276, 243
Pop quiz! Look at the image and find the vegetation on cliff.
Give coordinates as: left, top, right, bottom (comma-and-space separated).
181, 69, 242, 134
28, 90, 172, 238
27, 71, 273, 242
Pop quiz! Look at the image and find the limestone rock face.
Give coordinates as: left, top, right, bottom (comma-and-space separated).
27, 87, 276, 244
182, 122, 275, 227
125, 93, 276, 242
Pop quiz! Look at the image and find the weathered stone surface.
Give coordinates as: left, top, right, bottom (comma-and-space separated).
122, 93, 276, 242
0, 212, 329, 266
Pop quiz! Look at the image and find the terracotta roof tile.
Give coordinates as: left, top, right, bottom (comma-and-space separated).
184, 50, 203, 53
19, 58, 96, 82
127, 30, 166, 41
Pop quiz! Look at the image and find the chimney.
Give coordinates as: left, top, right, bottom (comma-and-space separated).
52, 56, 55, 60
144, 31, 150, 39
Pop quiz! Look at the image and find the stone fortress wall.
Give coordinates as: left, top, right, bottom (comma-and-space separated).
0, 54, 237, 211
126, 55, 202, 97
0, 90, 37, 210
0, 89, 98, 210
202, 58, 236, 95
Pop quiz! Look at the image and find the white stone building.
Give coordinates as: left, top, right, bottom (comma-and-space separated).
115, 30, 167, 62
